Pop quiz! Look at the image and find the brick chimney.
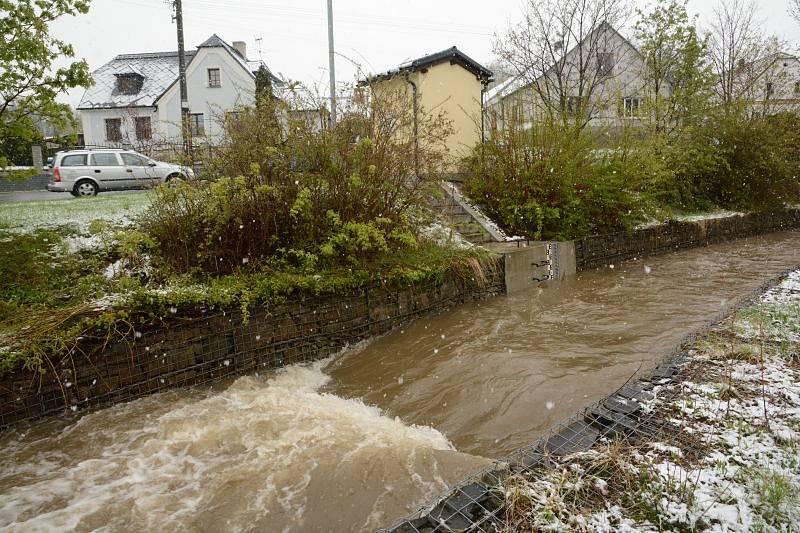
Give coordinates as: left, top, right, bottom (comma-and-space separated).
232, 41, 247, 59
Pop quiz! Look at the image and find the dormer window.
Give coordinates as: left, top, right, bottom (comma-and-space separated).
114, 73, 144, 95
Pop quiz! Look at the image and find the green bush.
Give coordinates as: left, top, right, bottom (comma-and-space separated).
690, 112, 800, 211
141, 95, 450, 275
465, 122, 647, 240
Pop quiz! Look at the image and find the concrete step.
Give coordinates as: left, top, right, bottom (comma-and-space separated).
439, 213, 474, 224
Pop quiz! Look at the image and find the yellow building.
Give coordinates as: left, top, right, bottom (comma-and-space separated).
366, 47, 493, 172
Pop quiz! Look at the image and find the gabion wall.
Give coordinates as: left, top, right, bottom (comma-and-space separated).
575, 209, 800, 271
0, 258, 504, 430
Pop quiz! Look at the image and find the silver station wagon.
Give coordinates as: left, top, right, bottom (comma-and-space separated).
47, 149, 194, 197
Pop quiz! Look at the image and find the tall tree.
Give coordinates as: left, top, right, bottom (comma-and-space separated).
0, 0, 92, 165
634, 0, 714, 134
790, 0, 800, 24
707, 0, 768, 108
494, 0, 630, 129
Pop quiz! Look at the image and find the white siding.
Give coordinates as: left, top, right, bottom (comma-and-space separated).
485, 25, 663, 131
79, 46, 256, 147
80, 107, 158, 147
157, 48, 256, 143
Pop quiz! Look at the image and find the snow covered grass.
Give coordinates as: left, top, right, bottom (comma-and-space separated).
636, 210, 746, 230
0, 193, 150, 234
501, 270, 800, 532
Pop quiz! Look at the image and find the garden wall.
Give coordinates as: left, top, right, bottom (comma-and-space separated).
0, 173, 49, 192
575, 209, 800, 271
0, 258, 504, 429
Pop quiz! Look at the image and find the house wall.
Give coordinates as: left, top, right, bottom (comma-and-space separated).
79, 47, 256, 148
371, 62, 484, 171
486, 25, 659, 132
157, 47, 256, 143
80, 107, 159, 148
747, 56, 800, 114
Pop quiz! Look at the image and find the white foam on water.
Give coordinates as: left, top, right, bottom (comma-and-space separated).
0, 359, 483, 532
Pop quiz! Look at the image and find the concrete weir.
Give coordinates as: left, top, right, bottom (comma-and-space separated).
488, 241, 577, 294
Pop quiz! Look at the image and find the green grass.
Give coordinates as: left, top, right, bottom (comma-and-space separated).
743, 468, 800, 529
0, 193, 151, 232
0, 188, 499, 376
0, 228, 496, 376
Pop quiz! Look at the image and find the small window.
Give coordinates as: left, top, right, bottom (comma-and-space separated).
225, 111, 242, 123
208, 68, 221, 88
91, 153, 121, 166
597, 52, 614, 78
60, 154, 87, 167
135, 117, 152, 140
115, 73, 143, 95
105, 118, 122, 142
623, 97, 644, 117
795, 81, 800, 95
189, 113, 205, 136
121, 153, 150, 166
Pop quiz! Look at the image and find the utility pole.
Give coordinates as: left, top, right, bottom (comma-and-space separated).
173, 0, 192, 158
326, 0, 337, 127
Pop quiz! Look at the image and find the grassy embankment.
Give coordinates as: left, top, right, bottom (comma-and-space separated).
0, 193, 492, 376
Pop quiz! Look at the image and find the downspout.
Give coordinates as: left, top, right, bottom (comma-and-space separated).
404, 72, 419, 177
481, 79, 489, 143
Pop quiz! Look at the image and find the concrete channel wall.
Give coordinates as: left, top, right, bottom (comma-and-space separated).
0, 259, 504, 429
575, 209, 800, 271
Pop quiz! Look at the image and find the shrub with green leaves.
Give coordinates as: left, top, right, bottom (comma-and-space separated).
464, 121, 647, 240
141, 94, 451, 275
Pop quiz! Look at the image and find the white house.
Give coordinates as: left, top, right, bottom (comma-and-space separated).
77, 35, 283, 149
739, 52, 800, 114
485, 22, 658, 132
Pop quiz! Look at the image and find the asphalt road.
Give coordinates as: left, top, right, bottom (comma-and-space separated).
0, 190, 147, 203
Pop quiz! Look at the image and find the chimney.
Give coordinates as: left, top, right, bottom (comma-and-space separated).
232, 41, 247, 59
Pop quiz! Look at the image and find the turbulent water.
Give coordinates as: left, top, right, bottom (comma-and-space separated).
0, 361, 489, 532
1, 231, 799, 531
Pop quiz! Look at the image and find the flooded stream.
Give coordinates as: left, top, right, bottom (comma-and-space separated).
1, 231, 798, 532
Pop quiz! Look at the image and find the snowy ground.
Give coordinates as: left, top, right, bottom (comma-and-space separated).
0, 193, 150, 235
503, 271, 800, 532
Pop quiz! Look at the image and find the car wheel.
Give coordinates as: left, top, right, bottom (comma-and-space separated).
74, 180, 98, 197
166, 174, 185, 188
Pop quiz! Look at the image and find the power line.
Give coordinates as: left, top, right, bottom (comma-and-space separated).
131, 0, 495, 37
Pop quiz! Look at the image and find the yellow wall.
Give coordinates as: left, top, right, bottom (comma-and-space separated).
372, 61, 484, 171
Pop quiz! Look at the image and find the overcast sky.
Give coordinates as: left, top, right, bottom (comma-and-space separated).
53, 0, 800, 107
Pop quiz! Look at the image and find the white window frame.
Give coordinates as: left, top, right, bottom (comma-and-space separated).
622, 97, 644, 118
207, 67, 222, 88
189, 113, 205, 137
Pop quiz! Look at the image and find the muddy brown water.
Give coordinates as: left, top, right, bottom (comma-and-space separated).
1, 231, 798, 532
